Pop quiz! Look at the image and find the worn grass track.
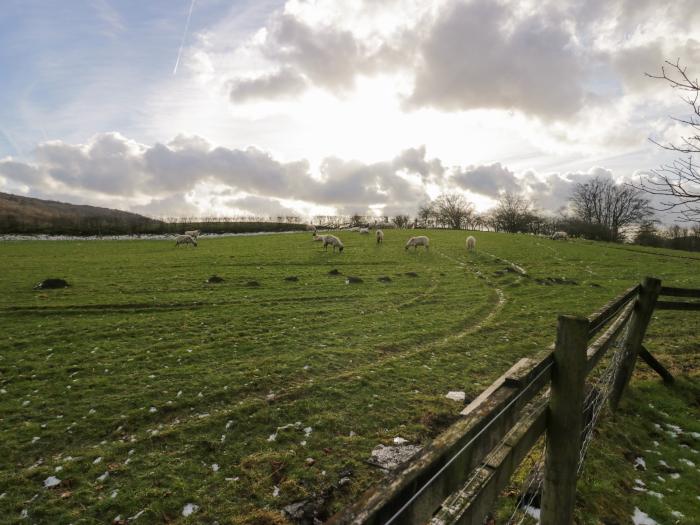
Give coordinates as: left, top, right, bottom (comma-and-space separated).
0, 230, 698, 524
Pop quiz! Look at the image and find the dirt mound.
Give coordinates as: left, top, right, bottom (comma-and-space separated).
34, 278, 69, 290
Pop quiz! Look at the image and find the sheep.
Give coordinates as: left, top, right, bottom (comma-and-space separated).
359, 227, 370, 234
466, 235, 476, 251
376, 229, 384, 244
551, 231, 568, 240
322, 234, 344, 252
184, 229, 201, 239
405, 235, 429, 251
175, 234, 197, 247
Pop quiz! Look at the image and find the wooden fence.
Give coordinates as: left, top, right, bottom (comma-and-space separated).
329, 277, 697, 525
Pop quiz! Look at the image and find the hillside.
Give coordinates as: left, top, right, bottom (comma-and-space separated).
0, 192, 160, 235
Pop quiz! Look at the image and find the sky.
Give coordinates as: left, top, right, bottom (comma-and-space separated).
0, 0, 698, 219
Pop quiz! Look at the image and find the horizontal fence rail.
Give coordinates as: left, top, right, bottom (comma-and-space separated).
331, 278, 699, 525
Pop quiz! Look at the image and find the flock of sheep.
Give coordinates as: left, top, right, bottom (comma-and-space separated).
310, 229, 479, 254
175, 229, 200, 247
173, 226, 568, 252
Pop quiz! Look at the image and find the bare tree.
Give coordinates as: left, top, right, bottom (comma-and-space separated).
416, 202, 437, 228
493, 192, 536, 233
637, 60, 700, 221
570, 176, 652, 241
392, 214, 410, 228
433, 193, 474, 229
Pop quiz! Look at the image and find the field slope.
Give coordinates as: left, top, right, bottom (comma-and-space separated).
0, 230, 698, 524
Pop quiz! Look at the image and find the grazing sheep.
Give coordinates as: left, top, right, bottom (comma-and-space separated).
322, 234, 344, 253
184, 229, 201, 239
359, 227, 370, 234
175, 234, 197, 247
466, 235, 476, 251
551, 231, 568, 240
376, 229, 384, 244
405, 236, 429, 251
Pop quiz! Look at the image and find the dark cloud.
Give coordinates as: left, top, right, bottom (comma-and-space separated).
451, 163, 520, 198
408, 0, 585, 119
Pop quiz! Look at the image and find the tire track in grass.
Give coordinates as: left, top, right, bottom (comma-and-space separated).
24, 261, 506, 470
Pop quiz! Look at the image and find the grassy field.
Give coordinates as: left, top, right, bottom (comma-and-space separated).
0, 230, 698, 524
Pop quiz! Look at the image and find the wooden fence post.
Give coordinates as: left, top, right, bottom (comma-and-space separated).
609, 277, 662, 409
541, 315, 589, 525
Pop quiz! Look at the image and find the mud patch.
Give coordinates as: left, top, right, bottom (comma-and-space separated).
206, 275, 224, 283
34, 278, 69, 290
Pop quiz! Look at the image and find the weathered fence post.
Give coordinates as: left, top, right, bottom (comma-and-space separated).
609, 277, 662, 409
541, 315, 588, 525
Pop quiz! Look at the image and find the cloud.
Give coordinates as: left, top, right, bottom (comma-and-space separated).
0, 132, 639, 218
225, 194, 298, 217
451, 163, 520, 198
229, 67, 307, 102
408, 0, 586, 119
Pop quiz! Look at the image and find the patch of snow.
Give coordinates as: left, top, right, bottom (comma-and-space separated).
679, 458, 695, 467
55, 466, 63, 472
632, 507, 659, 525
304, 427, 312, 437
523, 505, 540, 520
176, 390, 183, 398
97, 471, 109, 482
128, 509, 145, 520
393, 437, 408, 445
31, 436, 40, 444
93, 457, 102, 464
225, 477, 239, 482
220, 434, 226, 443
88, 408, 96, 415
647, 491, 663, 499
149, 407, 157, 413
272, 486, 280, 497
670, 472, 680, 479
211, 464, 219, 472
368, 444, 423, 470
182, 503, 199, 517
671, 511, 684, 519
225, 420, 233, 430
111, 490, 118, 498
658, 460, 670, 468
445, 391, 465, 402
43, 476, 61, 488
268, 433, 277, 442
634, 457, 646, 470
22, 400, 30, 406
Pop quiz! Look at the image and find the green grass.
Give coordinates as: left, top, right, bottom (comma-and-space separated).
0, 230, 698, 524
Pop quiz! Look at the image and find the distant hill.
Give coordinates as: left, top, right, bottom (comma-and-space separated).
0, 192, 161, 235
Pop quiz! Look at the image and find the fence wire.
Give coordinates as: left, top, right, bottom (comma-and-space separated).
505, 317, 631, 524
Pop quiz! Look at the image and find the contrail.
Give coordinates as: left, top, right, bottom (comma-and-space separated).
173, 0, 196, 75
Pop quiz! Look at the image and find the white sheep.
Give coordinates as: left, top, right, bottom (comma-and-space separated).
376, 229, 384, 244
466, 235, 476, 251
405, 236, 429, 251
175, 234, 197, 247
551, 231, 568, 240
184, 229, 201, 239
359, 227, 370, 234
322, 234, 344, 253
